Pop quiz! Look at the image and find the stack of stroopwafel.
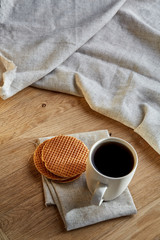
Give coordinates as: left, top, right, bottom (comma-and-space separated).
33, 135, 89, 183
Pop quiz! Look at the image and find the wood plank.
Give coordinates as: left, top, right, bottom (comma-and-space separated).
0, 193, 61, 240
0, 87, 159, 240
0, 229, 9, 240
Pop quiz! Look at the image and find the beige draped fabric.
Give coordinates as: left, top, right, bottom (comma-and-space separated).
0, 0, 160, 154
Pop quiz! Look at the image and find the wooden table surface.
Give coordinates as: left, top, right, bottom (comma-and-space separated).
0, 87, 160, 240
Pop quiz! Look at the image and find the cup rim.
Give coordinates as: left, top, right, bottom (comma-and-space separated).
89, 137, 138, 180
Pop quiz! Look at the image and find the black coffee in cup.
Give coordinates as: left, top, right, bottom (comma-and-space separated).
92, 142, 134, 178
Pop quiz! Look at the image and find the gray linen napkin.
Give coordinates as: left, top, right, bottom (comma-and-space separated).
39, 130, 137, 231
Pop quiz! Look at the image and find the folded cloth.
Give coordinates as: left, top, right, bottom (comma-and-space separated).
39, 130, 137, 231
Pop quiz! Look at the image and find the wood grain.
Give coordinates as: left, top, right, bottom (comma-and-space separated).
0, 87, 160, 240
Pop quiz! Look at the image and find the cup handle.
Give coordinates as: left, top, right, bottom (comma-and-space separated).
91, 182, 108, 206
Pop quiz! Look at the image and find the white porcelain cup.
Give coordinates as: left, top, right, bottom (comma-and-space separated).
86, 137, 138, 206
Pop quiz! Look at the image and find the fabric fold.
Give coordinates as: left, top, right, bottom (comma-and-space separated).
1, 0, 160, 154
33, 0, 160, 154
0, 0, 126, 99
0, 54, 17, 99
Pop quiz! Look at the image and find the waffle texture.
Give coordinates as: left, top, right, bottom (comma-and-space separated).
42, 135, 89, 178
33, 141, 67, 181
33, 135, 89, 183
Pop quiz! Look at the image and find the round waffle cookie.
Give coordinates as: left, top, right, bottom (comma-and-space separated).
42, 135, 89, 178
33, 141, 68, 181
